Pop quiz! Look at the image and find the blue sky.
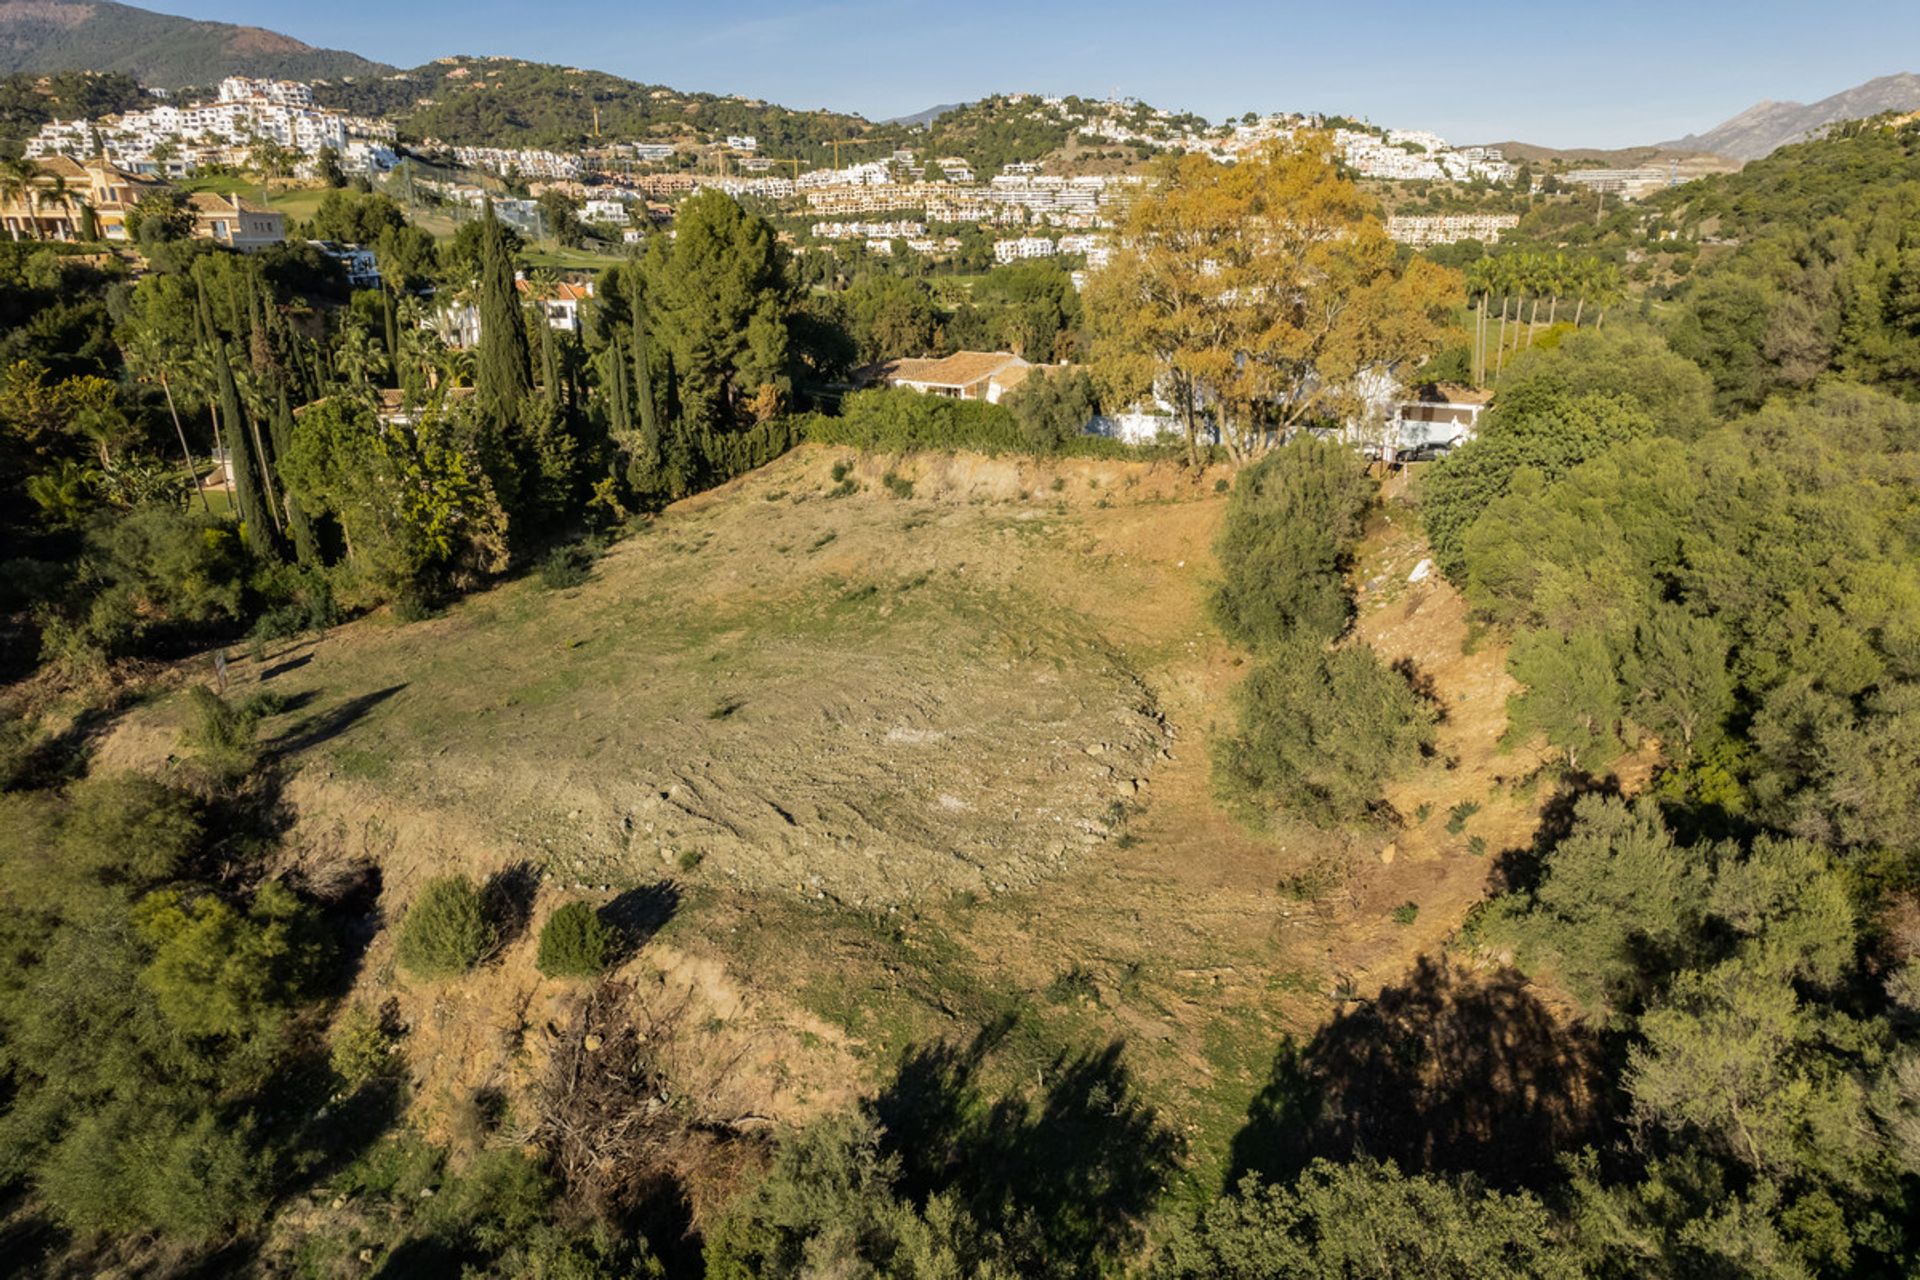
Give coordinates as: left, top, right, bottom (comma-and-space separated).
175, 1, 1919, 147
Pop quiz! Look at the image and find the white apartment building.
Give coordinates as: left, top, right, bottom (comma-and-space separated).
25, 78, 364, 173
811, 219, 926, 241
582, 198, 632, 224
453, 147, 583, 180
725, 135, 758, 152
994, 236, 1057, 263
1385, 213, 1521, 246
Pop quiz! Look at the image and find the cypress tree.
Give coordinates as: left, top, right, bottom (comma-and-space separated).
382, 286, 400, 389
607, 335, 632, 439
271, 388, 320, 567
626, 264, 658, 447
200, 291, 274, 559
474, 200, 532, 435
540, 318, 561, 411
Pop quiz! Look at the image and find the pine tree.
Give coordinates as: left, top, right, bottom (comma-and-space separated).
474, 200, 532, 435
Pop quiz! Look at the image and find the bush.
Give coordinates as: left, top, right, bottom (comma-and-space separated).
330, 1003, 399, 1091
535, 901, 621, 978
395, 875, 494, 978
181, 686, 283, 778
1391, 902, 1420, 925
803, 388, 1140, 459
1212, 639, 1436, 828
1210, 438, 1376, 650
537, 543, 595, 589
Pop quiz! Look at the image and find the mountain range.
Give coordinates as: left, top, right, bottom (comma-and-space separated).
3, 1, 1917, 162
1661, 71, 1920, 160
0, 0, 391, 87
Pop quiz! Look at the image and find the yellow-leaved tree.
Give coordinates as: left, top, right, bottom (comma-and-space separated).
1086, 133, 1461, 463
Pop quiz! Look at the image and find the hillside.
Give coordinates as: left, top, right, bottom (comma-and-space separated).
1662, 69, 1920, 159
1479, 139, 1733, 168
312, 55, 882, 157
0, 0, 391, 87
87, 446, 1542, 1236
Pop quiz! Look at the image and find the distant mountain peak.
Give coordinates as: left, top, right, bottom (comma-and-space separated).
1664, 71, 1920, 160
0, 0, 391, 87
886, 102, 966, 129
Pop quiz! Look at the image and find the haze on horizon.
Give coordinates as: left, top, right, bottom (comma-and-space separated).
149, 0, 1920, 148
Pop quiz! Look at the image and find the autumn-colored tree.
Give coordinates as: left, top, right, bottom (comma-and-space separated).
1085, 134, 1460, 465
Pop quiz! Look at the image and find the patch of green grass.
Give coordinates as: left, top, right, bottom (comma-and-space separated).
332, 747, 392, 781
1445, 800, 1480, 835
882, 471, 915, 499
1391, 901, 1420, 925
809, 530, 838, 551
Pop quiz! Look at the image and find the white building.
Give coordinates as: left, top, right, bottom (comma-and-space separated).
995, 236, 1057, 263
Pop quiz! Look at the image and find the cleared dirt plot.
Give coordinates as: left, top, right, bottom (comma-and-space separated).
95, 445, 1560, 1211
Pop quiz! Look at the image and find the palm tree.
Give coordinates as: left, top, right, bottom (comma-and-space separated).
0, 157, 41, 241
332, 320, 388, 396
36, 170, 68, 241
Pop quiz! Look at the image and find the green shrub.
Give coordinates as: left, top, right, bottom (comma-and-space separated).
1391, 902, 1420, 925
1210, 438, 1376, 650
536, 901, 621, 978
1445, 800, 1481, 835
61, 773, 204, 886
330, 1002, 399, 1091
537, 543, 595, 589
882, 471, 915, 498
802, 388, 1141, 459
395, 875, 493, 978
1212, 638, 1436, 828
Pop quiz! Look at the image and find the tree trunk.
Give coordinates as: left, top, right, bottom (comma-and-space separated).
1495, 297, 1510, 376
247, 412, 284, 533
160, 371, 212, 515
1573, 296, 1587, 327
1178, 383, 1199, 471
1528, 296, 1541, 346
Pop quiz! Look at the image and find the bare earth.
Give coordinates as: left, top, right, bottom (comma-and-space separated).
97, 445, 1572, 1211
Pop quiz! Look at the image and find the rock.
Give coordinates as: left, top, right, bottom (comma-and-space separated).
1379, 841, 1398, 865
584, 1033, 604, 1052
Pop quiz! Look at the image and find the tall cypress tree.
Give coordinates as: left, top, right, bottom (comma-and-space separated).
200, 291, 274, 559
271, 387, 320, 567
474, 200, 532, 435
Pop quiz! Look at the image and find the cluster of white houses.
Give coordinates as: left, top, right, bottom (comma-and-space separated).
23, 78, 395, 178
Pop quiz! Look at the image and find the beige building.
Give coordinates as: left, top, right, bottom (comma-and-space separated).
186, 192, 286, 251
880, 351, 1035, 403
0, 156, 162, 242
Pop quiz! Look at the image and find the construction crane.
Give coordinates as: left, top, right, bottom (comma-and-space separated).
830, 136, 883, 169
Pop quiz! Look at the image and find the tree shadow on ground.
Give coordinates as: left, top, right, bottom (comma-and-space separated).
1229, 955, 1609, 1193
483, 861, 540, 949
1489, 771, 1624, 896
872, 1018, 1179, 1276
268, 684, 407, 757
600, 881, 682, 954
